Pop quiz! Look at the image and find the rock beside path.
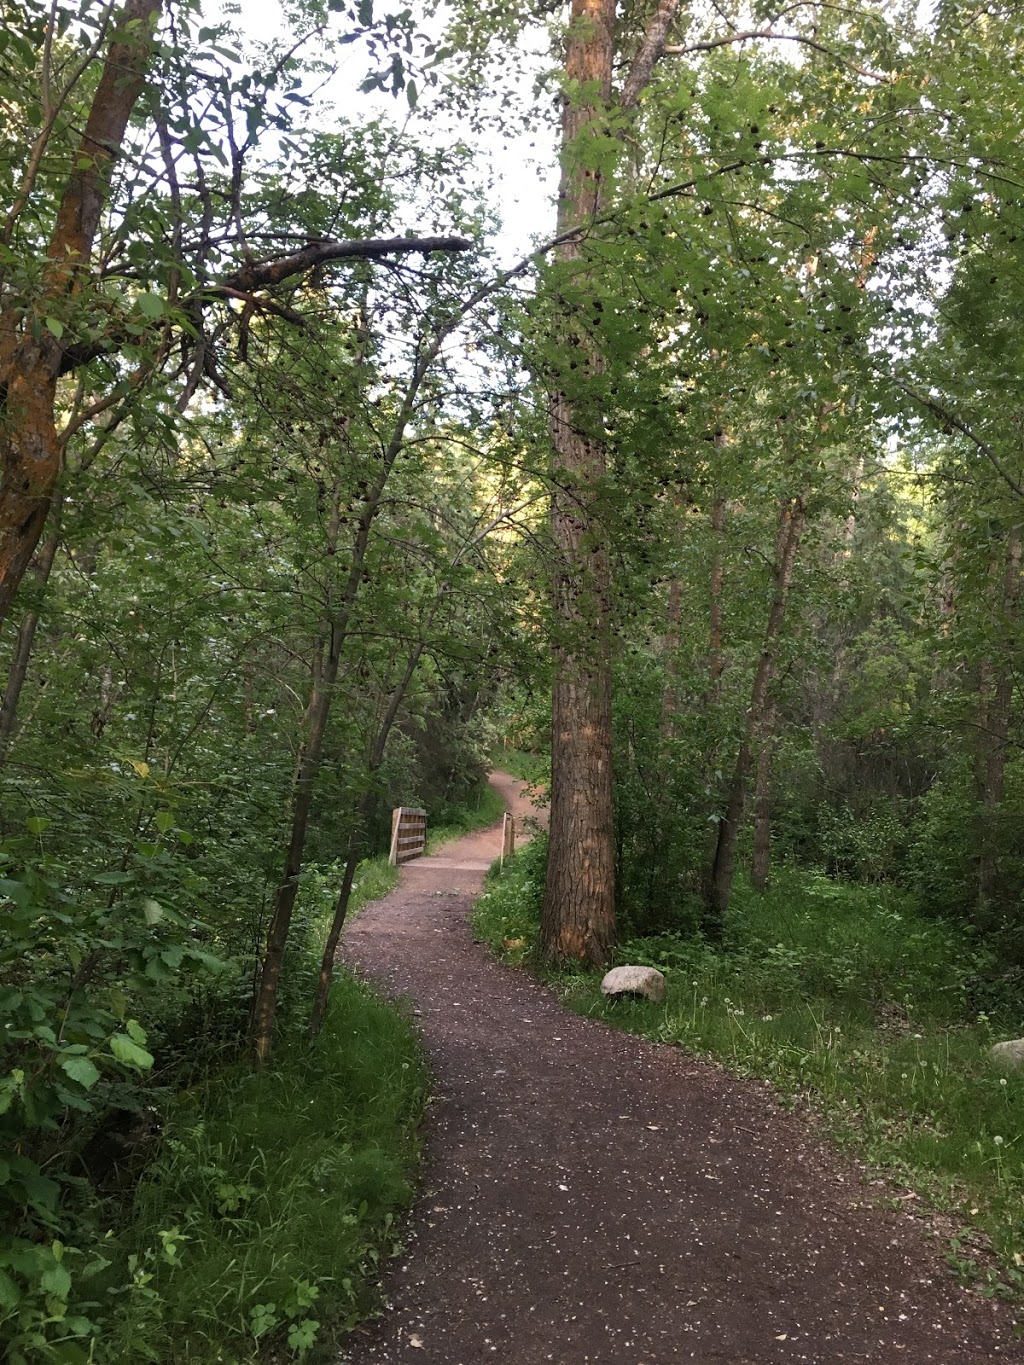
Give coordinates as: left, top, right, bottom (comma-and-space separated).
600, 964, 666, 1002
990, 1038, 1024, 1069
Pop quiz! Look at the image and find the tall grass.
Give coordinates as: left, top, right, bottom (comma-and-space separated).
426, 779, 505, 852
476, 855, 1024, 1300
99, 856, 425, 1362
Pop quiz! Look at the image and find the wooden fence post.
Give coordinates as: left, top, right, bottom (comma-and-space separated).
500, 812, 515, 869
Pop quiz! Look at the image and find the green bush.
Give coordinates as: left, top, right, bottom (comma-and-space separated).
101, 974, 426, 1363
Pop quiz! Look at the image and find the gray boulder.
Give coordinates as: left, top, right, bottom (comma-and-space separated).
989, 1038, 1024, 1070
600, 965, 666, 1003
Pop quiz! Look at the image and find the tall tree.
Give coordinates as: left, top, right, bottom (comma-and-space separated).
541, 0, 680, 965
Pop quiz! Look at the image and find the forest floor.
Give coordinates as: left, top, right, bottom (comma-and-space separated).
340, 773, 1021, 1364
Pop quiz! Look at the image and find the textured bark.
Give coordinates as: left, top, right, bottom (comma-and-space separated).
541, 0, 680, 966
540, 0, 619, 967
0, 513, 61, 760
706, 495, 805, 935
709, 494, 726, 700
750, 698, 777, 893
0, 0, 163, 626
976, 530, 1022, 913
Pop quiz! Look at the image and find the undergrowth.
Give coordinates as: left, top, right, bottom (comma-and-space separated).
92, 856, 421, 1364
491, 747, 550, 789
475, 850, 1024, 1301
426, 779, 505, 852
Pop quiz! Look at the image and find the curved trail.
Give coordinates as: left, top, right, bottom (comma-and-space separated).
342, 773, 1019, 1364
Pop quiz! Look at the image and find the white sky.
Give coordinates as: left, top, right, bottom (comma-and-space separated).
216, 0, 559, 266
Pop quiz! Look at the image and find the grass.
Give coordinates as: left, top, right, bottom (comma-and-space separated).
475, 851, 1024, 1301
99, 856, 424, 1363
491, 747, 550, 789
425, 779, 505, 853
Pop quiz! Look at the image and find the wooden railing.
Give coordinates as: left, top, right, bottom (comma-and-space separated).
389, 806, 427, 865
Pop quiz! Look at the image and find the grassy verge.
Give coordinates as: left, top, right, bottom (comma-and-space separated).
475, 849, 1024, 1301
102, 856, 424, 1363
491, 747, 550, 789
426, 780, 505, 853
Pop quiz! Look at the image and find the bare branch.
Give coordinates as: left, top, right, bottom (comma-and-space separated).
620, 0, 682, 109
899, 384, 1024, 501
224, 235, 474, 292
664, 29, 889, 82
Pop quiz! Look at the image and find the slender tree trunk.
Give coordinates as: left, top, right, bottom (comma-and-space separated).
0, 512, 62, 760
308, 644, 422, 1037
750, 697, 777, 892
709, 493, 726, 701
252, 461, 389, 1064
977, 528, 1022, 913
661, 573, 683, 738
705, 494, 805, 935
540, 0, 680, 966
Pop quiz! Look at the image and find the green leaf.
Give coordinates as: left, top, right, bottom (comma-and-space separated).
141, 898, 164, 926
44, 317, 63, 339
135, 292, 164, 319
126, 1018, 147, 1045
25, 816, 49, 835
110, 1033, 154, 1071
0, 1269, 19, 1310
60, 1056, 101, 1090
40, 1261, 72, 1299
154, 810, 175, 833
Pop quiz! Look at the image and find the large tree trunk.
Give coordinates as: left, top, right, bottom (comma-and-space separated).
540, 0, 679, 966
0, 0, 163, 626
976, 529, 1022, 914
540, 0, 618, 967
705, 494, 805, 936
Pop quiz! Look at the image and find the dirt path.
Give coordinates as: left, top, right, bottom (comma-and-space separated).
341, 773, 1019, 1364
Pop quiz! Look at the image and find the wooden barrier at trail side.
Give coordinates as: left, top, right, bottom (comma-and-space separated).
389, 807, 427, 865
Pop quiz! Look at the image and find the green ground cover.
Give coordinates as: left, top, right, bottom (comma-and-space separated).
474, 842, 1024, 1300
425, 780, 506, 852
23, 856, 424, 1365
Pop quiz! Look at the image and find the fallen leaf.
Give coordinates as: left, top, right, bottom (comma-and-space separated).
409, 1334, 425, 1349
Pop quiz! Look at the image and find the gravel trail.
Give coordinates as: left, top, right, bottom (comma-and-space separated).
341, 772, 1020, 1364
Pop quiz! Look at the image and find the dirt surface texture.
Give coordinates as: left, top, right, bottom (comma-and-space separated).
341, 772, 1020, 1364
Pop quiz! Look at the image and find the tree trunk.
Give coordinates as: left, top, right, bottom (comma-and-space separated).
308, 643, 423, 1038
540, 0, 680, 966
750, 697, 777, 892
0, 513, 62, 760
252, 462, 389, 1063
977, 528, 1022, 913
709, 493, 726, 700
540, 0, 618, 967
0, 0, 163, 626
706, 494, 805, 935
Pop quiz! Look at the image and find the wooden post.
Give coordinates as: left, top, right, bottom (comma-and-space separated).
500, 812, 516, 869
